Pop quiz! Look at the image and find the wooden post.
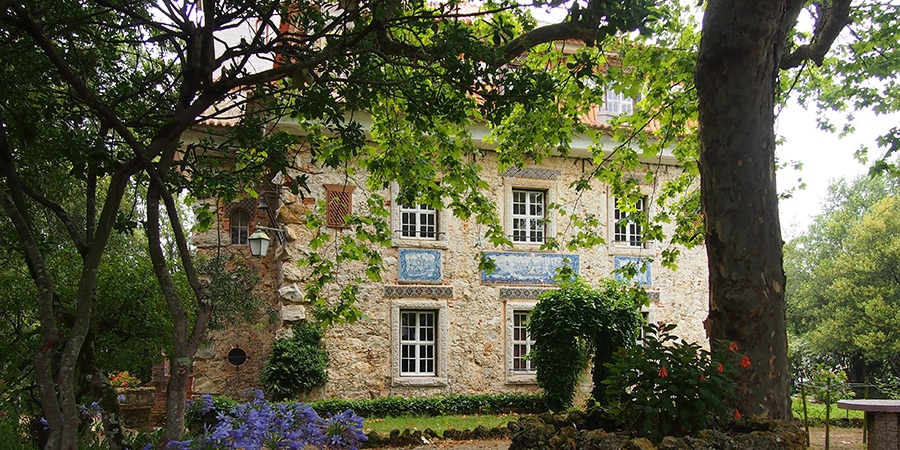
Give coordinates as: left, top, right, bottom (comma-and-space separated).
801, 383, 810, 446
825, 378, 831, 450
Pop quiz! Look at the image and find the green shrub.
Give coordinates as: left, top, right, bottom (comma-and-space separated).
529, 278, 643, 410
185, 394, 238, 434
310, 392, 546, 418
261, 321, 329, 401
876, 374, 900, 399
807, 364, 855, 404
603, 323, 749, 442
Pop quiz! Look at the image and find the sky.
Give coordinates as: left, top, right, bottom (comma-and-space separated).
775, 103, 895, 240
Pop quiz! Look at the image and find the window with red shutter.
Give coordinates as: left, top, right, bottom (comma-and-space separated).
324, 184, 355, 228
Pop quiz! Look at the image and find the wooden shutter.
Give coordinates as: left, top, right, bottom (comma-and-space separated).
324, 184, 355, 228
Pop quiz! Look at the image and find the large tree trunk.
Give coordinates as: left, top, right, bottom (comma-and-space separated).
695, 0, 794, 419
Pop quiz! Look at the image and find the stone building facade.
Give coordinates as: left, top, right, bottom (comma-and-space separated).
189, 119, 709, 401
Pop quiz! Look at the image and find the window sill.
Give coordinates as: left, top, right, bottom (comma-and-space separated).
506, 373, 538, 384
508, 242, 551, 252
391, 238, 449, 249
392, 376, 448, 387
609, 243, 653, 256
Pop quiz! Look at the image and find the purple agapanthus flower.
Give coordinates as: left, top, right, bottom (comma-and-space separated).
171, 390, 366, 450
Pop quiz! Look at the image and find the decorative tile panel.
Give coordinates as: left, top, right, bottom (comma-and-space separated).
481, 252, 579, 285
499, 287, 552, 299
501, 167, 561, 180
614, 256, 652, 286
384, 285, 453, 298
398, 248, 442, 283
647, 291, 660, 302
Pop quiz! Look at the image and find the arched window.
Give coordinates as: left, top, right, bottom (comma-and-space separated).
230, 209, 250, 245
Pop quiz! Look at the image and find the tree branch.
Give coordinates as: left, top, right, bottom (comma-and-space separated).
780, 0, 852, 69
3, 3, 149, 158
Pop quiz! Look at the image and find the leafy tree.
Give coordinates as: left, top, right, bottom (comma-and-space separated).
785, 175, 900, 380
1, 1, 680, 446
529, 278, 643, 410
694, 0, 900, 417
3, 1, 899, 445
0, 189, 173, 447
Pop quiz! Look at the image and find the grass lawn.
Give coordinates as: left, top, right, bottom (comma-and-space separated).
793, 398, 864, 421
362, 413, 523, 435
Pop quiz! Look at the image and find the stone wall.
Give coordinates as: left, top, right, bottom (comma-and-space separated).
191, 150, 709, 402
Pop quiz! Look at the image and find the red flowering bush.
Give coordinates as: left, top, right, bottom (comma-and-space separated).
108, 371, 140, 388
602, 323, 749, 442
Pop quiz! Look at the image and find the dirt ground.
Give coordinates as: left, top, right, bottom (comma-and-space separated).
372, 438, 511, 449
372, 426, 865, 449
808, 426, 865, 450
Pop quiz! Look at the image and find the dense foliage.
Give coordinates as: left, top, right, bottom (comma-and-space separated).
603, 323, 749, 441
529, 278, 644, 410
261, 321, 330, 401
785, 175, 900, 380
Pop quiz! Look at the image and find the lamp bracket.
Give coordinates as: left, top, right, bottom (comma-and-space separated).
256, 225, 286, 246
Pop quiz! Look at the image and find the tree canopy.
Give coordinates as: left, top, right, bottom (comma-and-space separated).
786, 175, 900, 379
3, 0, 900, 446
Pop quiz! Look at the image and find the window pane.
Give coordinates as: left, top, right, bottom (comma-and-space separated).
399, 310, 437, 376
399, 199, 438, 240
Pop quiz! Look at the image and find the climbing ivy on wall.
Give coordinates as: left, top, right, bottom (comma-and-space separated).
529, 278, 645, 410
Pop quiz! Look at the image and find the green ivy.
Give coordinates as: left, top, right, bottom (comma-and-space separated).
309, 392, 545, 418
260, 321, 329, 401
529, 278, 644, 410
602, 323, 747, 442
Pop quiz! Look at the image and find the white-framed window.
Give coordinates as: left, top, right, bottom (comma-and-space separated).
503, 177, 557, 248
391, 300, 448, 386
511, 189, 545, 243
230, 209, 250, 245
506, 301, 537, 383
400, 310, 436, 376
511, 311, 535, 373
607, 189, 654, 256
400, 203, 437, 240
614, 196, 645, 248
390, 183, 449, 249
602, 90, 634, 115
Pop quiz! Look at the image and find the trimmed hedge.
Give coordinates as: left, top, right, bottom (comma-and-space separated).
310, 393, 547, 418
